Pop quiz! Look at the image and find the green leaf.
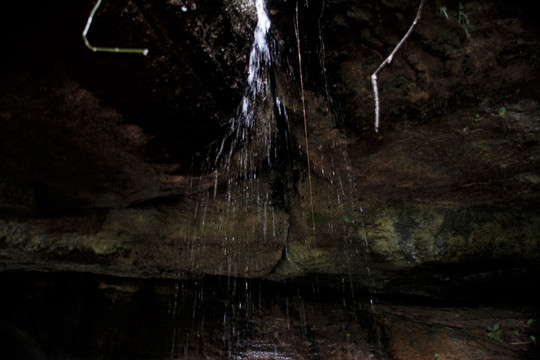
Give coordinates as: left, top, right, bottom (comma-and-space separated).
527, 319, 534, 326
439, 6, 449, 21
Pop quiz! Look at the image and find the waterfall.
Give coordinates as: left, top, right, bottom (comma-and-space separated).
246, 0, 271, 93
240, 0, 271, 131
217, 0, 275, 173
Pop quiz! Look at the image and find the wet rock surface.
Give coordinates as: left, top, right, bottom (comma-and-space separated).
0, 272, 539, 360
1, 0, 540, 305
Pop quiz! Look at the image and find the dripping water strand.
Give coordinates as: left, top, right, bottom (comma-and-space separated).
317, 0, 332, 115
242, 0, 271, 134
337, 150, 383, 356
242, 0, 271, 146
215, 0, 273, 171
295, 0, 316, 237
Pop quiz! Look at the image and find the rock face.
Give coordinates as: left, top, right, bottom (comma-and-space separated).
1, 0, 540, 299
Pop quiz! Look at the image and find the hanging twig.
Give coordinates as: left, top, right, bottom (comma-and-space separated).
82, 0, 149, 55
371, 0, 426, 132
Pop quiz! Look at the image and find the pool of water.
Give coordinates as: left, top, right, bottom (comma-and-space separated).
0, 272, 538, 360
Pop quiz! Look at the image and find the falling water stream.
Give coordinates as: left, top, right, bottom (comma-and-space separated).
2, 1, 540, 360
179, 0, 388, 358
216, 0, 275, 174
165, 2, 538, 356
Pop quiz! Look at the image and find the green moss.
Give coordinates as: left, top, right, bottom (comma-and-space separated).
364, 210, 401, 261
89, 236, 119, 255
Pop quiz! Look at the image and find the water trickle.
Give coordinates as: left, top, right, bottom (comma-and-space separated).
247, 0, 271, 88
217, 0, 277, 176
175, 1, 384, 357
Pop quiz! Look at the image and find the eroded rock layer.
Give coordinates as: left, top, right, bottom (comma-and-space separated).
1, 0, 539, 299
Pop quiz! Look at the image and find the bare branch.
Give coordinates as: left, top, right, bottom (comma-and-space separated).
371, 0, 426, 132
82, 0, 149, 55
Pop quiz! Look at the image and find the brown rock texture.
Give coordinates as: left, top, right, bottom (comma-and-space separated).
1, 0, 539, 300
